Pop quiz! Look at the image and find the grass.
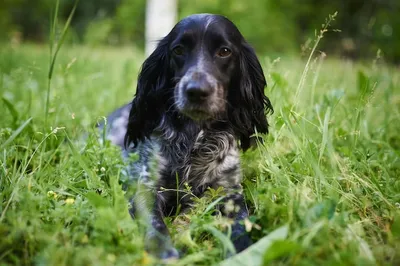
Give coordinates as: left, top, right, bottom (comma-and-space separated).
0, 43, 399, 266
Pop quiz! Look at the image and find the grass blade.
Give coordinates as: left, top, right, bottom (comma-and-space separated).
219, 225, 289, 266
64, 132, 100, 189
203, 225, 236, 256
2, 97, 19, 123
0, 117, 32, 151
45, 0, 80, 126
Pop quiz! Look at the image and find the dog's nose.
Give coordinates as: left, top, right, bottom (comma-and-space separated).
186, 82, 212, 103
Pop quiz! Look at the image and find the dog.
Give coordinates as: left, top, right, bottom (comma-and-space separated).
102, 13, 273, 259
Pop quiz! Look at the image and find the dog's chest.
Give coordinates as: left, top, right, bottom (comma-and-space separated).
181, 131, 242, 188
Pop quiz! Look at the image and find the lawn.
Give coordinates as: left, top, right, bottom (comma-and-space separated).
1, 43, 399, 266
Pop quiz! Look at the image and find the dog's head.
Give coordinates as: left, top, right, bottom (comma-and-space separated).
126, 14, 273, 149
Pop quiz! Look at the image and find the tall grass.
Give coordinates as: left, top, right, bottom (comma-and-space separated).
1, 13, 400, 266
46, 0, 79, 127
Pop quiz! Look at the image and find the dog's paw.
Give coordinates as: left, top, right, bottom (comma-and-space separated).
228, 223, 253, 257
232, 233, 253, 253
159, 246, 179, 260
145, 231, 180, 260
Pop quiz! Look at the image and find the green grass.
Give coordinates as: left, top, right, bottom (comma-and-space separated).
1, 43, 399, 266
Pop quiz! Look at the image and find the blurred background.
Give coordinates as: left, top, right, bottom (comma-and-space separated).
0, 0, 399, 63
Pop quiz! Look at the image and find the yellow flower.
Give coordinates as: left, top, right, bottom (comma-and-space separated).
65, 198, 75, 205
47, 191, 58, 199
81, 234, 89, 244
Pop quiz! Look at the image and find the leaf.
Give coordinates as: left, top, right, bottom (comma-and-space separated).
0, 117, 32, 151
203, 225, 236, 256
65, 133, 101, 189
201, 196, 225, 217
357, 235, 376, 263
219, 225, 289, 266
2, 97, 19, 123
319, 107, 331, 162
357, 70, 369, 95
391, 214, 400, 239
85, 191, 109, 209
263, 240, 301, 264
304, 200, 336, 227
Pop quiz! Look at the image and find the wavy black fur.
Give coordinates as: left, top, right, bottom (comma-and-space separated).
104, 14, 273, 259
125, 14, 273, 150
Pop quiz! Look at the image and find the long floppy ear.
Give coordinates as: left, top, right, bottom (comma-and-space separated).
124, 38, 171, 148
228, 43, 273, 150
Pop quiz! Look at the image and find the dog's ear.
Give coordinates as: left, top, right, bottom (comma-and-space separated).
125, 38, 171, 148
228, 43, 273, 150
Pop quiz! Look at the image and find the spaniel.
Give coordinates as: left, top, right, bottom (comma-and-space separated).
103, 13, 273, 259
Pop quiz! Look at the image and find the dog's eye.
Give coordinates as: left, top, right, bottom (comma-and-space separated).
217, 47, 232, 58
173, 46, 185, 56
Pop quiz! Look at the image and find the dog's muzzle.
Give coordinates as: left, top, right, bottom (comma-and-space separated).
176, 71, 223, 120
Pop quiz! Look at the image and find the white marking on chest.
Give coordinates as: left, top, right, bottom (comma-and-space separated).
184, 130, 242, 187
139, 165, 150, 177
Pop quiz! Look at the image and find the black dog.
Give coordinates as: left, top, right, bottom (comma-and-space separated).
103, 13, 273, 259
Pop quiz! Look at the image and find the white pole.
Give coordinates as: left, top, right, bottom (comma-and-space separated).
145, 0, 177, 56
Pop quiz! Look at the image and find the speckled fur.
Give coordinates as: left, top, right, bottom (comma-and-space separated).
110, 106, 243, 215
102, 14, 273, 259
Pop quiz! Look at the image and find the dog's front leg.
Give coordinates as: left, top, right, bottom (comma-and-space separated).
220, 192, 253, 253
145, 195, 179, 259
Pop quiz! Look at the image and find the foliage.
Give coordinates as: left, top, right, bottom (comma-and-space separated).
1, 40, 400, 265
0, 0, 399, 61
